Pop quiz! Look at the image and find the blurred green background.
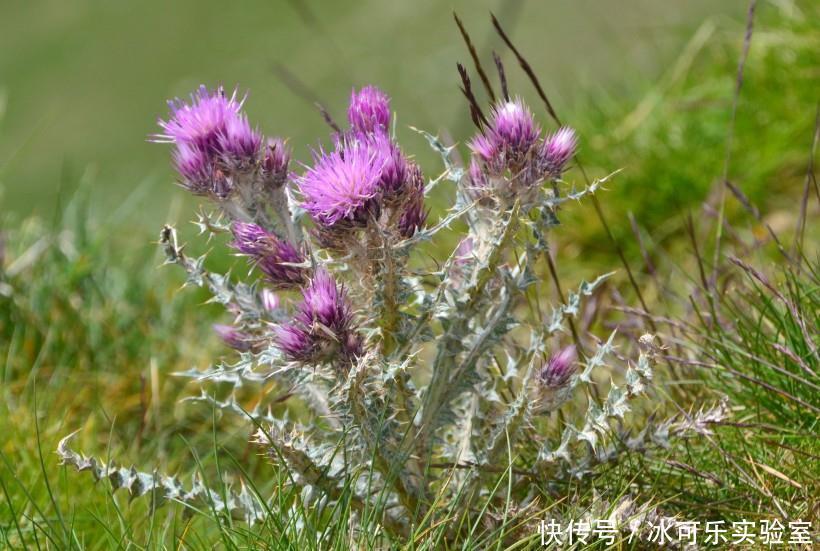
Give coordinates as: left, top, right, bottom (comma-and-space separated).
1, 0, 749, 228
1, 4, 818, 547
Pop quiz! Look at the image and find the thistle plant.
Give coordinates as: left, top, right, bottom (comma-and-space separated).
59, 73, 725, 540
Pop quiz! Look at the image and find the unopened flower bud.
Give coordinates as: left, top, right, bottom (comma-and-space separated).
262, 137, 290, 189
539, 345, 578, 389
230, 222, 305, 288
172, 143, 212, 195
274, 270, 361, 367
369, 133, 407, 198
533, 345, 578, 414
348, 85, 391, 135
397, 165, 427, 238
213, 323, 252, 352
469, 98, 541, 175
218, 114, 262, 170
540, 127, 577, 179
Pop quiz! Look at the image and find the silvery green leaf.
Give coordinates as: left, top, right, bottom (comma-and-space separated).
408, 126, 463, 184
58, 432, 265, 523
650, 421, 672, 449
577, 420, 599, 449
580, 330, 617, 382
625, 367, 646, 395
193, 209, 231, 238
547, 307, 565, 334
183, 391, 281, 425
542, 169, 623, 209
564, 291, 580, 316
538, 426, 574, 465
579, 272, 615, 296
604, 384, 630, 419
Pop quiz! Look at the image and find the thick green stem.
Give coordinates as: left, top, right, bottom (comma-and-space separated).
416, 203, 520, 459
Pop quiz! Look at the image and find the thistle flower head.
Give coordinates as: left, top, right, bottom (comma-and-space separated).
469, 98, 541, 172
213, 323, 252, 352
348, 85, 391, 135
154, 85, 262, 194
540, 127, 577, 179
538, 345, 578, 389
296, 143, 384, 228
262, 137, 290, 189
230, 221, 270, 256
490, 99, 541, 156
297, 269, 353, 333
156, 85, 244, 151
274, 324, 313, 361
230, 221, 305, 287
217, 113, 262, 169
275, 270, 360, 364
397, 164, 427, 238
367, 132, 408, 197
172, 143, 212, 195
468, 134, 498, 169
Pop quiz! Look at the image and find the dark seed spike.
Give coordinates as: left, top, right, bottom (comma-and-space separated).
456, 63, 488, 128
315, 103, 342, 134
490, 10, 672, 363
453, 11, 496, 104
490, 12, 561, 125
492, 51, 509, 101
460, 89, 482, 129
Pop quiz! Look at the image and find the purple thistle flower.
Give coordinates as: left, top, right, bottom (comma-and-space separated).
275, 270, 360, 364
230, 221, 305, 287
467, 134, 499, 169
340, 129, 410, 199
217, 113, 262, 169
348, 85, 391, 135
298, 269, 353, 333
172, 143, 213, 195
469, 98, 541, 173
540, 127, 577, 179
491, 99, 541, 156
397, 165, 427, 238
153, 85, 261, 194
155, 85, 244, 152
230, 220, 270, 255
261, 137, 291, 189
274, 324, 312, 361
367, 132, 407, 197
296, 143, 384, 228
538, 345, 577, 389
213, 323, 252, 352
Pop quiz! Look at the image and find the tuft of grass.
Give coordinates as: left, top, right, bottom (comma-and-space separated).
563, 1, 819, 265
